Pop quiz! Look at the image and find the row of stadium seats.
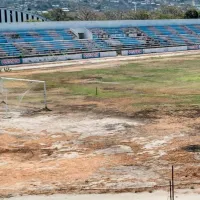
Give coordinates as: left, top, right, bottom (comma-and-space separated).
0, 43, 21, 57
11, 39, 115, 56
139, 25, 191, 36
187, 24, 200, 34
139, 25, 200, 46
1, 29, 75, 43
90, 28, 126, 39
1, 24, 200, 58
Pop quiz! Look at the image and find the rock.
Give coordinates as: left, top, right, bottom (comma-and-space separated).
94, 145, 133, 155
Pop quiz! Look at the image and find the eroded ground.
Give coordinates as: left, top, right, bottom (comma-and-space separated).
0, 53, 200, 197
0, 110, 199, 197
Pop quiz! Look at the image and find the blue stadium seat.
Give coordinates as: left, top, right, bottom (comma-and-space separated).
1, 24, 200, 58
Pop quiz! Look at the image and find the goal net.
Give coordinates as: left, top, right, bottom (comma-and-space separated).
0, 77, 48, 117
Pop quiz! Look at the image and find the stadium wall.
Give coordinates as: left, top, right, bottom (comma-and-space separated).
100, 51, 117, 57
0, 58, 22, 66
2, 19, 200, 31
1, 46, 199, 67
1, 19, 200, 66
22, 54, 82, 64
121, 46, 188, 56
12, 51, 117, 65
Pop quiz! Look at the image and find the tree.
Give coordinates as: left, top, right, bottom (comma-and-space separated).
125, 10, 150, 20
160, 5, 184, 18
104, 10, 126, 20
184, 9, 199, 19
150, 6, 184, 19
42, 8, 75, 21
41, 5, 200, 21
77, 7, 98, 20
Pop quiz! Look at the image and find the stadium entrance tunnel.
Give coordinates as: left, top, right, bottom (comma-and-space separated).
182, 145, 200, 152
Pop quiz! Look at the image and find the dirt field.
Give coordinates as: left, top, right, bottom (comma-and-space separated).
0, 52, 200, 198
7, 190, 200, 200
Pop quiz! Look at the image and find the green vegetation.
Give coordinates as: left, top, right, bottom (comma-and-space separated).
43, 6, 200, 21
23, 55, 200, 111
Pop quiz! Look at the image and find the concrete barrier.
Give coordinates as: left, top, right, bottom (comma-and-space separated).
128, 49, 143, 55
121, 50, 128, 56
23, 55, 68, 64
167, 46, 187, 52
143, 46, 189, 54
187, 45, 199, 50
100, 51, 117, 57
0, 58, 22, 66
143, 47, 168, 54
82, 52, 100, 59
23, 54, 82, 64
121, 49, 143, 56
2, 45, 199, 67
67, 54, 82, 60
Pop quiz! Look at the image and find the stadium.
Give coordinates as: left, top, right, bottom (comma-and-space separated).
0, 7, 200, 200
2, 18, 200, 65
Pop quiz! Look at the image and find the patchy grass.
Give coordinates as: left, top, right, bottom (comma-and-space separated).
18, 55, 200, 113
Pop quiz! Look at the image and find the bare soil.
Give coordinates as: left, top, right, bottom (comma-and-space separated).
0, 52, 200, 198
0, 110, 199, 198
7, 190, 200, 200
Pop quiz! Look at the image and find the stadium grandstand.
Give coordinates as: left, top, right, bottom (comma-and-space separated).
1, 19, 200, 65
0, 7, 47, 23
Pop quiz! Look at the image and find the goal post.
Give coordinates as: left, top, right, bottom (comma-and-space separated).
0, 77, 48, 116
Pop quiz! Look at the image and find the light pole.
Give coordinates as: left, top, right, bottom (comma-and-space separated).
132, 2, 137, 12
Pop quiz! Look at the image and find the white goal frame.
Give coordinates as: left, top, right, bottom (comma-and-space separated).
0, 77, 48, 113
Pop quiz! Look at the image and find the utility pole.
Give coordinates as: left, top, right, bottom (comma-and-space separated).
169, 180, 172, 200
172, 165, 175, 200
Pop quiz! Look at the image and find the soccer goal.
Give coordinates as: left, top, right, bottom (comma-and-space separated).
0, 77, 48, 117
